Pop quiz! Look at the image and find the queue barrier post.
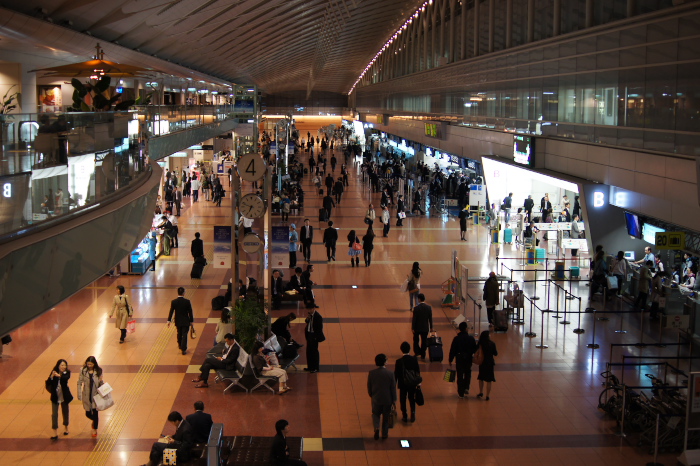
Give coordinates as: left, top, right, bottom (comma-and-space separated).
614, 287, 627, 334
645, 413, 663, 466
573, 296, 585, 334
525, 297, 536, 338
536, 308, 548, 349
560, 288, 571, 325
617, 386, 627, 438
587, 310, 600, 349
551, 281, 562, 318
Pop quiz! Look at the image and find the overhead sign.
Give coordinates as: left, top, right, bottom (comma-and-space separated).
655, 231, 685, 250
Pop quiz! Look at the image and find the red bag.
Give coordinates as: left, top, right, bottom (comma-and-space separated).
126, 319, 136, 334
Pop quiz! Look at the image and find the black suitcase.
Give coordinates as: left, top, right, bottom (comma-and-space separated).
212, 296, 227, 310
427, 334, 443, 362
428, 343, 444, 362
493, 309, 509, 332
194, 256, 207, 266
191, 263, 204, 279
319, 208, 328, 222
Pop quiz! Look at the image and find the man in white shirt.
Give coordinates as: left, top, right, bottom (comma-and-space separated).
381, 205, 391, 238
191, 177, 200, 203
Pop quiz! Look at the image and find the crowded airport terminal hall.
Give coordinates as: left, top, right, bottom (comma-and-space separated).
1, 1, 700, 465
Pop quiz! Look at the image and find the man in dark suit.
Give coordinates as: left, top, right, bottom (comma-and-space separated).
168, 287, 194, 355
190, 232, 204, 260
301, 265, 317, 309
285, 267, 304, 293
300, 219, 313, 262
332, 178, 344, 204
271, 269, 285, 310
524, 195, 534, 221
367, 354, 397, 440
185, 401, 213, 444
448, 322, 478, 399
322, 193, 336, 220
145, 411, 194, 466
322, 221, 338, 261
411, 293, 433, 360
395, 341, 421, 423
270, 419, 307, 466
192, 333, 239, 387
304, 308, 324, 373
174, 186, 182, 216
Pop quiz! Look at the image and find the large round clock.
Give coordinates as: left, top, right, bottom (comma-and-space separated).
242, 233, 263, 254
237, 153, 267, 182
240, 193, 266, 218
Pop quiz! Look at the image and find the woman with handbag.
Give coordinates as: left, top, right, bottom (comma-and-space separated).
47, 359, 73, 439
77, 356, 103, 437
476, 330, 498, 401
109, 285, 132, 344
347, 230, 361, 267
408, 262, 422, 310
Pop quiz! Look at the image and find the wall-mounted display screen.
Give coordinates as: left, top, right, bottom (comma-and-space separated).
642, 223, 665, 245
624, 211, 642, 239
425, 123, 438, 137
513, 135, 534, 166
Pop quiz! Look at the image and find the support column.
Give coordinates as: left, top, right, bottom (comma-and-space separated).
423, 14, 429, 70
553, 0, 561, 36
460, 0, 468, 59
488, 0, 495, 53
585, 0, 594, 28
506, 0, 512, 48
449, 0, 457, 62
431, 4, 438, 68
439, 0, 447, 62
473, 0, 480, 57
527, 0, 535, 43
627, 0, 636, 17
20, 65, 37, 113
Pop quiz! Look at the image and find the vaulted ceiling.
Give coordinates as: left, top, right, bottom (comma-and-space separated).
0, 0, 425, 96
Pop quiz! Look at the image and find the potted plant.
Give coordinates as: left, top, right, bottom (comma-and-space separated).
232, 295, 268, 353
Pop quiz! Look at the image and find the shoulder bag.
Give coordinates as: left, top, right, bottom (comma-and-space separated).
124, 296, 134, 317
352, 239, 362, 251
402, 366, 423, 388
473, 346, 484, 366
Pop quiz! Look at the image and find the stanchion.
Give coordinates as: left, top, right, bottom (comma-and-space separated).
598, 287, 610, 321
536, 309, 548, 349
616, 386, 627, 438
587, 310, 600, 349
560, 288, 570, 325
525, 298, 536, 338
566, 274, 575, 300
532, 268, 540, 300
646, 413, 663, 466
551, 281, 562, 318
614, 293, 627, 334
573, 297, 585, 334
635, 305, 646, 348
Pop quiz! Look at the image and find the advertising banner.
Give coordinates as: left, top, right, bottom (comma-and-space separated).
270, 226, 288, 269
213, 225, 232, 268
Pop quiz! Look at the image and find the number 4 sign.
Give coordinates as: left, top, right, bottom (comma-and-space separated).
237, 153, 267, 182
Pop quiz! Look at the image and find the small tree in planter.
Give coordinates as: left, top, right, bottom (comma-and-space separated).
232, 296, 268, 353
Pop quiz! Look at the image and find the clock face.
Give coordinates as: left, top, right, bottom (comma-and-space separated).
242, 233, 262, 254
237, 153, 267, 182
240, 193, 266, 218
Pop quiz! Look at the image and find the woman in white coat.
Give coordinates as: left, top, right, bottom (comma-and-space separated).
77, 356, 103, 437
109, 285, 132, 344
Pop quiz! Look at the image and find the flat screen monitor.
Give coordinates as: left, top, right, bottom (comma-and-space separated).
513, 135, 534, 166
642, 223, 665, 245
624, 212, 642, 239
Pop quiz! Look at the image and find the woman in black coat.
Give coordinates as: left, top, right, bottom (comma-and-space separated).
476, 331, 498, 400
362, 226, 375, 267
47, 359, 73, 439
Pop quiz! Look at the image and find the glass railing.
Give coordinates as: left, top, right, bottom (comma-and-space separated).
135, 102, 254, 137
0, 111, 150, 239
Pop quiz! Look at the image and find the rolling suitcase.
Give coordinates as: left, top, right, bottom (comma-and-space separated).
427, 333, 443, 362
570, 266, 580, 278
493, 308, 508, 332
503, 228, 513, 244
491, 229, 499, 243
319, 208, 328, 222
191, 262, 204, 279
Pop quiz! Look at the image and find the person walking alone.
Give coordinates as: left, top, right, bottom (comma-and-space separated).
323, 221, 338, 262
109, 285, 132, 344
411, 293, 432, 360
47, 359, 73, 439
395, 342, 421, 423
168, 287, 194, 355
362, 226, 375, 267
288, 224, 298, 268
476, 330, 498, 400
347, 230, 361, 267
448, 322, 478, 398
483, 272, 500, 326
381, 205, 391, 237
77, 356, 103, 437
367, 354, 397, 440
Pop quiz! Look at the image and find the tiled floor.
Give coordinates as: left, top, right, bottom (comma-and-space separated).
0, 143, 687, 465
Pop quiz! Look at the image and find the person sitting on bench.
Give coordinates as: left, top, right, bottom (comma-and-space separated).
185, 401, 213, 445
271, 419, 307, 466
192, 334, 240, 388
144, 411, 194, 466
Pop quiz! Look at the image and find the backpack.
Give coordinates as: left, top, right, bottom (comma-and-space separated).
402, 365, 423, 387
